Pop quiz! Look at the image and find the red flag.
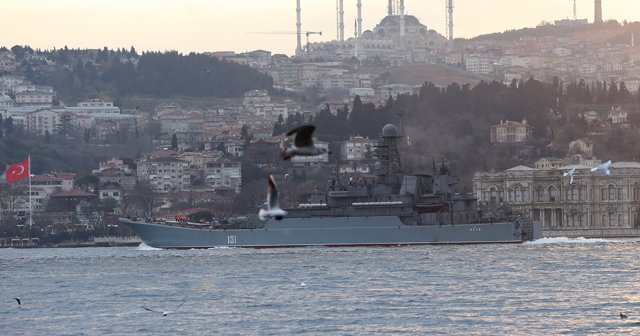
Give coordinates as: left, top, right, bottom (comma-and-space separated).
6, 158, 29, 183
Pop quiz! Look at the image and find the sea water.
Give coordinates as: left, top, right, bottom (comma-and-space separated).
2, 238, 640, 335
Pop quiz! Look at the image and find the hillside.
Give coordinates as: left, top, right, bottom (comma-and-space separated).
386, 63, 490, 87
471, 20, 640, 46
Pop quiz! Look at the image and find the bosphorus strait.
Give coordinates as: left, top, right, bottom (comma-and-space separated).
2, 240, 640, 335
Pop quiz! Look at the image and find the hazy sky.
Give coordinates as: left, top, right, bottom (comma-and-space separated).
2, 0, 640, 56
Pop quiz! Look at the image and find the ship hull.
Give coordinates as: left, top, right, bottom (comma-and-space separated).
120, 216, 538, 249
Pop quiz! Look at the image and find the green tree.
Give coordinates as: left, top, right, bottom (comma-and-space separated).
171, 134, 178, 150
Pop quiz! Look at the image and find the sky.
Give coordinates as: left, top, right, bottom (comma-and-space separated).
1, 0, 640, 56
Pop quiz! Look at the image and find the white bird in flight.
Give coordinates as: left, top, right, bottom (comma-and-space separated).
591, 160, 612, 175
142, 300, 185, 317
563, 168, 576, 184
281, 125, 328, 160
258, 175, 288, 221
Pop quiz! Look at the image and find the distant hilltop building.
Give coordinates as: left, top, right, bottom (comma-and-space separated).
308, 14, 448, 63
490, 119, 532, 144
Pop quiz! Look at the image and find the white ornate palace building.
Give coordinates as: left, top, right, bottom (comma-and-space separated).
473, 162, 640, 238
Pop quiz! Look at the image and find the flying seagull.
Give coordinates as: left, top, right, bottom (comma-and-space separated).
258, 175, 288, 221
142, 300, 185, 317
620, 312, 629, 319
13, 297, 21, 308
281, 125, 328, 160
563, 168, 576, 184
591, 160, 612, 175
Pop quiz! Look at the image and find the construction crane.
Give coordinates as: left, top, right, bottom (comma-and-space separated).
248, 31, 322, 58
304, 31, 322, 58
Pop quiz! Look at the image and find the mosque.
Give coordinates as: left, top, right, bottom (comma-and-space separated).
302, 2, 450, 63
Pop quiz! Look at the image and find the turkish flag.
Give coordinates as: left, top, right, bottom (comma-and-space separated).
6, 158, 29, 183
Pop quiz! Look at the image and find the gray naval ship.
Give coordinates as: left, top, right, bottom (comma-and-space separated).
120, 124, 542, 249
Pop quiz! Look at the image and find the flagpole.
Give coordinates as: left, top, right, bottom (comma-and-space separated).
28, 155, 32, 228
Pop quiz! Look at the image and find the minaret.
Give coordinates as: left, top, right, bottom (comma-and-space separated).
356, 0, 362, 38
594, 0, 603, 24
446, 0, 454, 41
399, 0, 405, 49
632, 32, 635, 48
354, 19, 359, 58
338, 0, 344, 41
388, 0, 393, 16
296, 0, 303, 56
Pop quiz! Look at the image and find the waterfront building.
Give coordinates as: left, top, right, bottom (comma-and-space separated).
473, 162, 640, 237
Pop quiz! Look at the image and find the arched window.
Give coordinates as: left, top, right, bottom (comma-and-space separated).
514, 186, 522, 203
537, 187, 544, 202
490, 187, 498, 204
570, 185, 579, 201
548, 186, 557, 202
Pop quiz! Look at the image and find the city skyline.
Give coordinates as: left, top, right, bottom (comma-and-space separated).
1, 0, 640, 56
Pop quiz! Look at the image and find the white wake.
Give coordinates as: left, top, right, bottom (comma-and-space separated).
136, 242, 163, 250
525, 237, 622, 245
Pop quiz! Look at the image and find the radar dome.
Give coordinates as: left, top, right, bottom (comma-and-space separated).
381, 124, 399, 137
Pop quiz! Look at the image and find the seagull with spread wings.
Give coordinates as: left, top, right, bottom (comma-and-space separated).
258, 175, 287, 221
563, 168, 576, 184
281, 125, 328, 160
142, 300, 185, 317
591, 160, 612, 175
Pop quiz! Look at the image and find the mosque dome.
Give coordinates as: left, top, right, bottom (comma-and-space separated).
378, 15, 422, 27
381, 124, 400, 137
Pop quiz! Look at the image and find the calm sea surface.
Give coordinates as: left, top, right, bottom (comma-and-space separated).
2, 238, 640, 335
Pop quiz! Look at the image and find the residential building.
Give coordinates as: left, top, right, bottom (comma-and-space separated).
204, 159, 241, 192
490, 119, 532, 144
568, 139, 594, 156
378, 84, 419, 100
290, 141, 330, 166
341, 136, 376, 161
15, 91, 54, 106
25, 108, 59, 135
98, 182, 123, 203
136, 157, 190, 193
534, 157, 564, 170
66, 99, 120, 115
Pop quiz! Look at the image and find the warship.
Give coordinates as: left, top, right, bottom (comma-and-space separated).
120, 124, 542, 249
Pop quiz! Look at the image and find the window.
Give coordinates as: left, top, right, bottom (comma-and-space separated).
609, 185, 616, 200
548, 186, 557, 202
514, 186, 522, 203
490, 188, 498, 204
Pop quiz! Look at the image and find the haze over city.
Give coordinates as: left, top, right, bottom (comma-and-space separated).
2, 0, 640, 55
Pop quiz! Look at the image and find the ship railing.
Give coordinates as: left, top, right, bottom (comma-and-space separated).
297, 203, 328, 208
351, 201, 403, 206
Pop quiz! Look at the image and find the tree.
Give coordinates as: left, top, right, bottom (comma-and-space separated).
171, 134, 178, 150
131, 180, 158, 218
